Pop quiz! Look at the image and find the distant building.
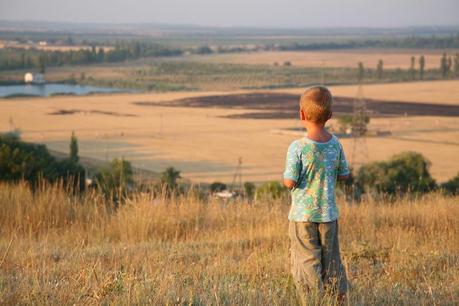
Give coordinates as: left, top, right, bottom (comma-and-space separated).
38, 41, 48, 46
24, 72, 45, 84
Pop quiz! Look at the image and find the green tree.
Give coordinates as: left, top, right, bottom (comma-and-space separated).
419, 55, 425, 80
243, 182, 256, 199
0, 134, 84, 190
69, 131, 79, 163
96, 158, 134, 203
356, 152, 436, 195
446, 56, 452, 78
454, 53, 459, 77
440, 172, 459, 195
160, 167, 181, 190
38, 55, 46, 74
209, 181, 227, 193
255, 181, 286, 201
440, 52, 448, 78
376, 59, 384, 80
357, 62, 365, 82
409, 56, 416, 80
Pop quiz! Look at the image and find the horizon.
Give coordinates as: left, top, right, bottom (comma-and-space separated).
1, 0, 458, 29
2, 18, 459, 30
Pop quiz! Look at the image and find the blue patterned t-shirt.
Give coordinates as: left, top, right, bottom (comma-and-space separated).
283, 134, 349, 222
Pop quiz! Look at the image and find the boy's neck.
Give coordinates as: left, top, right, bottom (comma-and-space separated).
304, 122, 331, 143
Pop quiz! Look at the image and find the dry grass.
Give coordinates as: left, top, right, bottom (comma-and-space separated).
188, 49, 459, 69
0, 182, 458, 305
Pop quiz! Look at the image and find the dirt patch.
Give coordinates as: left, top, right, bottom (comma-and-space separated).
48, 109, 138, 117
134, 93, 459, 119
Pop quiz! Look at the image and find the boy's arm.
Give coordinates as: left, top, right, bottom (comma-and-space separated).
283, 141, 301, 190
283, 178, 297, 189
337, 142, 350, 180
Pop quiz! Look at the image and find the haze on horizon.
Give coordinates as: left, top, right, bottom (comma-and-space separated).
0, 0, 458, 29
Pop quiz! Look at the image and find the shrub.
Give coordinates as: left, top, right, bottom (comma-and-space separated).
356, 152, 436, 195
209, 182, 227, 193
441, 172, 459, 195
255, 181, 286, 201
160, 167, 181, 191
0, 134, 84, 189
243, 182, 256, 199
96, 158, 134, 203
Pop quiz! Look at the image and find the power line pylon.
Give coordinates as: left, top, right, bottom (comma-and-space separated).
230, 157, 243, 193
350, 85, 369, 168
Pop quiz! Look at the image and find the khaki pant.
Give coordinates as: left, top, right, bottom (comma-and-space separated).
289, 220, 348, 300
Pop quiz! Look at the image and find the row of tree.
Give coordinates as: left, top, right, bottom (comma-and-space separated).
279, 34, 459, 51
0, 42, 183, 72
1, 133, 458, 203
357, 52, 459, 82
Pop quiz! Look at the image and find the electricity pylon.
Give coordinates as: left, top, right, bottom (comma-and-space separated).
349, 85, 369, 168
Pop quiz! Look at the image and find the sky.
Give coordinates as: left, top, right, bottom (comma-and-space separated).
0, 0, 458, 28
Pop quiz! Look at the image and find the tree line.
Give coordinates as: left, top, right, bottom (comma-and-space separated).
0, 131, 458, 204
278, 34, 459, 51
356, 52, 459, 82
0, 41, 183, 72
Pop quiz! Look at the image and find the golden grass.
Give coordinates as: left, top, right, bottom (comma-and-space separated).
188, 49, 459, 69
0, 182, 458, 305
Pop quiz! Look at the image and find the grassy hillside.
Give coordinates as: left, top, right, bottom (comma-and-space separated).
0, 182, 458, 305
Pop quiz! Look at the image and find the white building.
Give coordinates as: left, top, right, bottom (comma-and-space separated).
24, 72, 45, 84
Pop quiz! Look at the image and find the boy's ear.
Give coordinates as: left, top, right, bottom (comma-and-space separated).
300, 110, 306, 121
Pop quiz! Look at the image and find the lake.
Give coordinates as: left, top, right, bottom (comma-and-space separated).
0, 84, 126, 98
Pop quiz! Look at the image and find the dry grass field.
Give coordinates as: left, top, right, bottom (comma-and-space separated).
188, 49, 459, 69
1, 80, 458, 183
0, 183, 458, 305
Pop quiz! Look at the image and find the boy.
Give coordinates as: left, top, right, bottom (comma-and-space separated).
283, 86, 349, 303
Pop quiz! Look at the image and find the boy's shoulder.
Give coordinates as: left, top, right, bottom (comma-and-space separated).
288, 134, 341, 149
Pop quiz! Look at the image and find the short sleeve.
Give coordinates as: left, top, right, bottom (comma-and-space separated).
338, 143, 350, 176
283, 141, 301, 181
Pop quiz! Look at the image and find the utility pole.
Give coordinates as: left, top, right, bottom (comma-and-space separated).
350, 85, 369, 168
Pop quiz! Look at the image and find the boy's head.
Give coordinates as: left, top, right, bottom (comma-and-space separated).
299, 86, 333, 125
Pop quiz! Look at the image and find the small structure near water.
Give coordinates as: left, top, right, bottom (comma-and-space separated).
24, 72, 45, 84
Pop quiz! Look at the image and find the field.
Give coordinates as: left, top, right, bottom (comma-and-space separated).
0, 183, 458, 305
188, 49, 459, 69
1, 80, 458, 183
279, 80, 459, 105
2, 24, 459, 306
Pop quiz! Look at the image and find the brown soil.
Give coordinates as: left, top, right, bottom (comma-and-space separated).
48, 109, 138, 117
134, 93, 459, 119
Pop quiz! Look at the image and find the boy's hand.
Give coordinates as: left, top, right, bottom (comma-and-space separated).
283, 179, 297, 189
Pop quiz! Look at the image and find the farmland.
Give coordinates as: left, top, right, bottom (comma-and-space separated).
1, 80, 458, 183
188, 48, 459, 69
1, 21, 459, 306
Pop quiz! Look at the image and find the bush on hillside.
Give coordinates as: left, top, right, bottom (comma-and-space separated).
243, 182, 256, 199
440, 172, 459, 195
356, 151, 436, 195
0, 134, 85, 190
209, 182, 227, 193
255, 181, 286, 201
96, 158, 134, 203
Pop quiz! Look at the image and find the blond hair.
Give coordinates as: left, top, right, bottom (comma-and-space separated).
299, 86, 333, 124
